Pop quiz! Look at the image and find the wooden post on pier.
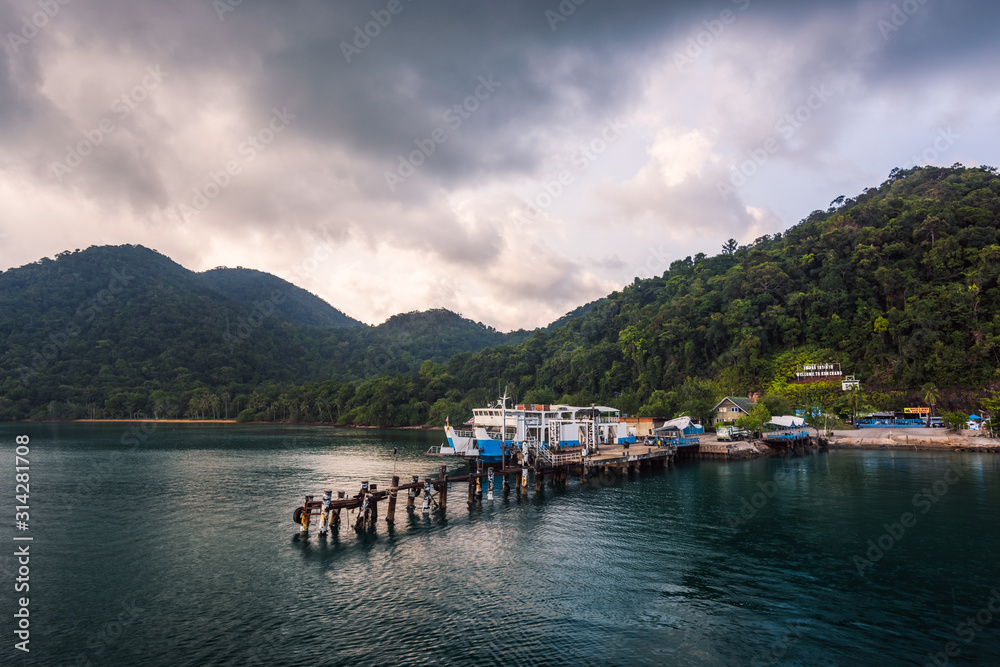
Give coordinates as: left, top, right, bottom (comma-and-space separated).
535, 469, 544, 492
503, 473, 510, 495
438, 465, 448, 512
468, 464, 476, 504
386, 476, 399, 524
333, 491, 345, 528
475, 460, 483, 499
407, 476, 418, 509
300, 495, 313, 532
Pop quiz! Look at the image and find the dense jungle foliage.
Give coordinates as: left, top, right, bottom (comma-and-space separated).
0, 246, 524, 421
2, 165, 999, 426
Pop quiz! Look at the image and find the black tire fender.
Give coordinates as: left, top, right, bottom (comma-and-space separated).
293, 506, 304, 525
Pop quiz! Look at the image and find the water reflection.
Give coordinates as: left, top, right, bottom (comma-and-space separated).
3, 423, 999, 666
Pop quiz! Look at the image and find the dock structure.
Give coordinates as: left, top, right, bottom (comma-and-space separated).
294, 442, 678, 534
699, 441, 760, 459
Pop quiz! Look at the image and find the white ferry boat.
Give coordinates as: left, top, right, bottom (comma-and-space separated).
433, 393, 637, 462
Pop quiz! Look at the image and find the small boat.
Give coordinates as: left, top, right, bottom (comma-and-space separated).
427, 392, 636, 462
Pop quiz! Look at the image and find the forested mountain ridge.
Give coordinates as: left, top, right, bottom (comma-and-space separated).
0, 245, 524, 419
445, 164, 1000, 422
2, 165, 998, 424
199, 267, 365, 329
354, 164, 1000, 427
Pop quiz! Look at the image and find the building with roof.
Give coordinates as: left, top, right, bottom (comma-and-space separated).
711, 396, 757, 426
652, 416, 704, 446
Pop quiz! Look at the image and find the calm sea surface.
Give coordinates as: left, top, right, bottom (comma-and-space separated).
1, 423, 999, 666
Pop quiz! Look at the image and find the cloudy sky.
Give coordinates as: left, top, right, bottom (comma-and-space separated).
2, 0, 999, 330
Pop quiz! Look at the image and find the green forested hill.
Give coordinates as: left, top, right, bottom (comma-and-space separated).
2, 165, 998, 424
381, 165, 1000, 427
0, 245, 522, 420
441, 164, 1000, 422
199, 267, 365, 329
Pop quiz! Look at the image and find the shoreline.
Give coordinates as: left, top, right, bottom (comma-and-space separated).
824, 427, 999, 452
7, 421, 997, 451
53, 419, 443, 431
826, 440, 1000, 452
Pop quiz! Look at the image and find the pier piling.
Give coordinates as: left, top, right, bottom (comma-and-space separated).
297, 441, 677, 539
407, 476, 418, 509
438, 465, 448, 513
386, 476, 399, 524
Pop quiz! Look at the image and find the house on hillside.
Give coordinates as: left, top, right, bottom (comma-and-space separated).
711, 396, 757, 426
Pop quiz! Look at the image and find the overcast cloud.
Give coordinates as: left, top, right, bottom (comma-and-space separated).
2, 0, 998, 330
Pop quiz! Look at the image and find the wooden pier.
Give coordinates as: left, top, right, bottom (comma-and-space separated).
294, 442, 678, 534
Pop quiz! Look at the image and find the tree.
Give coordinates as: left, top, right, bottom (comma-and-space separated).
736, 404, 771, 436
846, 384, 862, 426
674, 378, 720, 426
920, 382, 940, 422
758, 392, 793, 418
637, 390, 673, 418
980, 392, 1000, 426
618, 326, 646, 376
941, 411, 968, 432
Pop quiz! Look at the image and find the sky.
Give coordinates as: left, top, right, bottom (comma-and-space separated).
1, 0, 999, 331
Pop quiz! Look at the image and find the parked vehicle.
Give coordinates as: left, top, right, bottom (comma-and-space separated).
716, 425, 749, 441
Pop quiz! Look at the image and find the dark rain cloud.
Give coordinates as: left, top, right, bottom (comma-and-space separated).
2, 0, 1000, 327
7, 0, 1000, 208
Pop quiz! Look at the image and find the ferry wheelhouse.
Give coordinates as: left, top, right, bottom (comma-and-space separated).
437, 395, 637, 462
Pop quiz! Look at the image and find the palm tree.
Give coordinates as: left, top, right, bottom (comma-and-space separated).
921, 382, 940, 424
846, 383, 862, 427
